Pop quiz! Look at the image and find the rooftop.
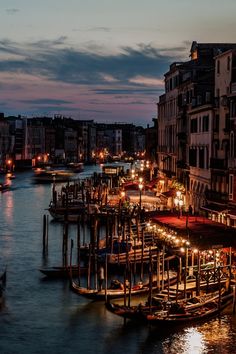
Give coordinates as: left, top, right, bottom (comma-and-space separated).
150, 211, 236, 249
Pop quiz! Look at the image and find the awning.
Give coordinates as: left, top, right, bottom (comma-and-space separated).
160, 189, 176, 199
146, 177, 164, 189
200, 203, 228, 214
123, 182, 139, 190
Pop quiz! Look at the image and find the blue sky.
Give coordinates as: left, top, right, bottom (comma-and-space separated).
1, 0, 236, 125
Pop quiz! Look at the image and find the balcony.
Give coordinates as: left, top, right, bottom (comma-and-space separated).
162, 169, 176, 178
177, 160, 189, 169
205, 189, 228, 203
210, 158, 227, 170
228, 157, 236, 169
231, 82, 236, 95
221, 95, 229, 108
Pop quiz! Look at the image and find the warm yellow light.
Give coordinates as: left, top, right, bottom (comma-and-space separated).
139, 183, 143, 191
174, 198, 178, 206
176, 190, 181, 198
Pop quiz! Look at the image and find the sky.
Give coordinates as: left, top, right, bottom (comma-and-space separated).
0, 0, 236, 126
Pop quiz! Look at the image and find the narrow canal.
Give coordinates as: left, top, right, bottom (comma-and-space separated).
1, 166, 236, 354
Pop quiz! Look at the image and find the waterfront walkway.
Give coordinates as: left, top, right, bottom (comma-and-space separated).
150, 211, 236, 249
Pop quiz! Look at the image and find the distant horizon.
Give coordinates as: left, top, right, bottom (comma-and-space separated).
2, 112, 154, 128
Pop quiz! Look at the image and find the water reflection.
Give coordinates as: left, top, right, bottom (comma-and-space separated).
2, 190, 14, 225
1, 169, 236, 354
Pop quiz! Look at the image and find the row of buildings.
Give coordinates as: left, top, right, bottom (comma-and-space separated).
0, 114, 155, 171
4, 40, 236, 228
157, 41, 236, 227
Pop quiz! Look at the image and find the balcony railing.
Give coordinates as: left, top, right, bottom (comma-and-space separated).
205, 189, 228, 203
231, 82, 236, 94
228, 157, 236, 169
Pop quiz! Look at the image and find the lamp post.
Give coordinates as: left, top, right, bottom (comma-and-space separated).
138, 178, 143, 209
174, 191, 184, 218
120, 190, 125, 207
7, 159, 12, 172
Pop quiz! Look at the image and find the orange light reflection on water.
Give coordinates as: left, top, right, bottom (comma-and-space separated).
183, 328, 206, 353
2, 191, 14, 226
162, 315, 234, 354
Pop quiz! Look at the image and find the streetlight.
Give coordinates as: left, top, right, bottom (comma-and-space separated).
138, 178, 143, 209
120, 190, 125, 205
7, 159, 12, 172
131, 169, 135, 180
174, 191, 184, 218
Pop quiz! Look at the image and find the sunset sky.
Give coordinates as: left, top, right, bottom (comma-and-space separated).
1, 0, 236, 126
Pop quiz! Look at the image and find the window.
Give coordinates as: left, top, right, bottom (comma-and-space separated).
205, 92, 211, 103
227, 56, 231, 71
189, 148, 197, 167
217, 60, 220, 74
225, 113, 230, 132
229, 174, 233, 200
230, 132, 234, 158
190, 118, 198, 133
199, 148, 204, 169
202, 115, 209, 132
213, 114, 219, 132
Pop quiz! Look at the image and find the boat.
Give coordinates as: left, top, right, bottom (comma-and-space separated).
106, 287, 233, 324
67, 162, 84, 173
146, 291, 233, 325
71, 271, 177, 301
6, 173, 16, 180
0, 183, 10, 192
48, 201, 100, 222
32, 168, 75, 183
39, 265, 88, 279
48, 201, 86, 221
105, 301, 161, 321
71, 280, 152, 300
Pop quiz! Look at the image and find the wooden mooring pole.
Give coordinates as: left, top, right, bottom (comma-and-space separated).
42, 214, 49, 253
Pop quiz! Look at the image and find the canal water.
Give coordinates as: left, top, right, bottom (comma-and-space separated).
1, 165, 236, 354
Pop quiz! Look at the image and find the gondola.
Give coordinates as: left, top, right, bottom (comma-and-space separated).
39, 265, 88, 279
106, 288, 233, 325
71, 280, 151, 300
146, 291, 233, 325
71, 271, 177, 301
0, 183, 10, 192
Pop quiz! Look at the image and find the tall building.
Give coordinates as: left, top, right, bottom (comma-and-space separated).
157, 41, 236, 216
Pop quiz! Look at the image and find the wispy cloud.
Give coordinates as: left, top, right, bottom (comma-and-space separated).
73, 27, 111, 32
0, 38, 184, 88
5, 8, 20, 15
20, 98, 73, 105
